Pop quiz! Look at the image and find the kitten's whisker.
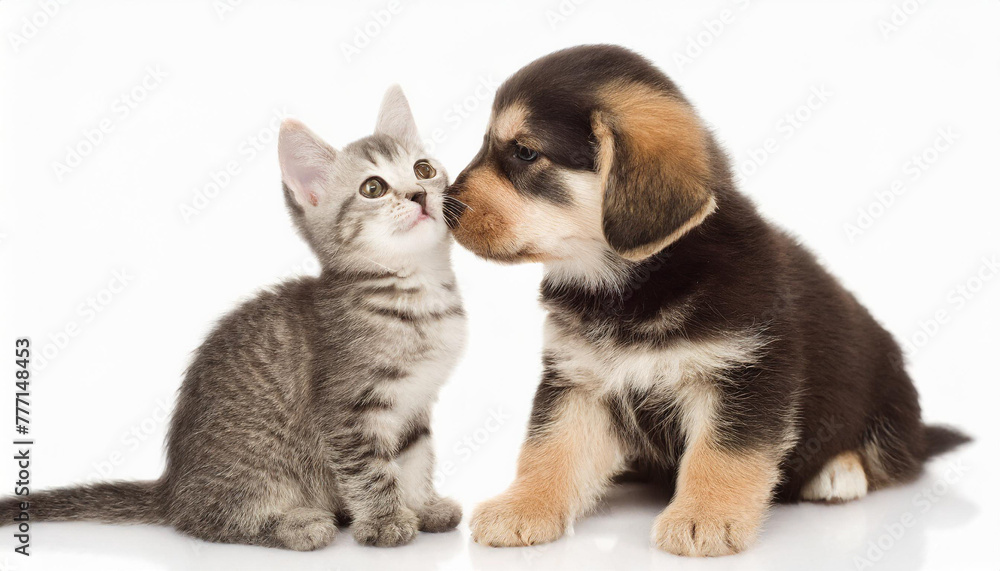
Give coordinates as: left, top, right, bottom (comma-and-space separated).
360, 255, 398, 274
449, 197, 474, 213
441, 203, 468, 231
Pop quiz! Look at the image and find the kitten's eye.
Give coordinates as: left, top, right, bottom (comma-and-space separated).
413, 160, 436, 180
360, 177, 388, 199
514, 144, 538, 162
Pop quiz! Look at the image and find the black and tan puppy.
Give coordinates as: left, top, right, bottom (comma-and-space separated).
445, 45, 968, 556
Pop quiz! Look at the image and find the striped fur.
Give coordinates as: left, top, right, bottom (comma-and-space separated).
0, 86, 465, 550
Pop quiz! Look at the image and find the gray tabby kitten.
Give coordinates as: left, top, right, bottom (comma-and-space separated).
0, 86, 466, 550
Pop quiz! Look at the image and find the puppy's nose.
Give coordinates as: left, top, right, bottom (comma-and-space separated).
408, 191, 427, 209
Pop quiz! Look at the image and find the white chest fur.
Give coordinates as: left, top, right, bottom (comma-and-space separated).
543, 317, 763, 441
359, 272, 467, 437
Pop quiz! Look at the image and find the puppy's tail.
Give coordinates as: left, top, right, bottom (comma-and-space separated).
0, 480, 164, 525
922, 424, 971, 460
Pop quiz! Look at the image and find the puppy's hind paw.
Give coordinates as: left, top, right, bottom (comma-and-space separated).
800, 450, 868, 503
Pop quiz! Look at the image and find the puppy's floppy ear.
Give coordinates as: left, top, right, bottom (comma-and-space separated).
593, 84, 716, 261
278, 119, 337, 209
375, 84, 421, 147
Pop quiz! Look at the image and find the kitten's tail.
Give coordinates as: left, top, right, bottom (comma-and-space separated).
0, 480, 164, 525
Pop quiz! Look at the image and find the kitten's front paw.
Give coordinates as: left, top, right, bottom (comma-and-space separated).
418, 496, 462, 532
651, 500, 762, 557
352, 508, 419, 547
470, 491, 566, 547
274, 507, 338, 551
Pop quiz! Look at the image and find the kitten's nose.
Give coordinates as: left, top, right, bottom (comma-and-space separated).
408, 191, 427, 209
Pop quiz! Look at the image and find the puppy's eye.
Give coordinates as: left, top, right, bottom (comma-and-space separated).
514, 144, 538, 162
413, 160, 436, 180
360, 176, 388, 199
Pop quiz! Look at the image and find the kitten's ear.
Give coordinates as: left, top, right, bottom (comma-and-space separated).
278, 119, 337, 209
374, 84, 421, 147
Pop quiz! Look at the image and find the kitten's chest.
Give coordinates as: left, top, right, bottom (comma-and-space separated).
350, 279, 466, 384
355, 287, 466, 433
395, 312, 466, 386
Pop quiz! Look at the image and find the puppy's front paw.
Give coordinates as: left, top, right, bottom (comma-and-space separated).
418, 496, 462, 532
470, 492, 565, 547
651, 500, 762, 557
352, 507, 419, 547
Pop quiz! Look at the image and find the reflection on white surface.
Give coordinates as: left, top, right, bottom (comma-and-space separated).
26, 453, 985, 571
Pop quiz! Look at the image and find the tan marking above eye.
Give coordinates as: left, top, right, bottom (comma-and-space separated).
491, 101, 530, 142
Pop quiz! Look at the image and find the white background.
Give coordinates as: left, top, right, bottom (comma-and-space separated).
1, 1, 998, 570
